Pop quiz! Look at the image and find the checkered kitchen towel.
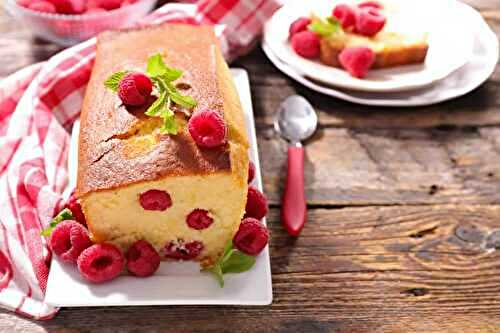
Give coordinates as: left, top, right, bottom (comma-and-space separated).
0, 0, 281, 319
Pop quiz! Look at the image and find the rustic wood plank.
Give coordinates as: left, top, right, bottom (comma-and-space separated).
259, 126, 500, 205
2, 205, 500, 332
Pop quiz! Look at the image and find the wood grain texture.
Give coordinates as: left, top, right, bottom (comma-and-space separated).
259, 126, 500, 205
2, 206, 500, 332
0, 0, 500, 332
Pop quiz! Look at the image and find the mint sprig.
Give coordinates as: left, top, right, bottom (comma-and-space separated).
204, 241, 256, 287
104, 71, 129, 92
104, 53, 197, 135
40, 208, 74, 237
308, 17, 342, 37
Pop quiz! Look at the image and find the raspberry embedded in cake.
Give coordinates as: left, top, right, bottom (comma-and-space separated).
164, 240, 204, 260
186, 209, 214, 230
139, 189, 172, 211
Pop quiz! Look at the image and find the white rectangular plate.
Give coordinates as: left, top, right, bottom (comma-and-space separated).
45, 69, 273, 307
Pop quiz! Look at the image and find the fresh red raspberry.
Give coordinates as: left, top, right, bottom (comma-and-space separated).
186, 209, 213, 230
28, 1, 57, 13
245, 186, 269, 220
87, 0, 122, 10
77, 243, 125, 283
248, 161, 256, 184
358, 1, 383, 9
188, 109, 227, 148
65, 191, 86, 225
332, 4, 357, 29
126, 240, 160, 277
164, 240, 203, 260
289, 17, 311, 38
338, 47, 375, 78
139, 189, 172, 211
291, 31, 320, 59
233, 218, 269, 256
50, 220, 92, 263
118, 72, 153, 106
355, 8, 386, 37
48, 0, 85, 14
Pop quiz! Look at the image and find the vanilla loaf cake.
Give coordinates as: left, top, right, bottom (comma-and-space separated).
76, 24, 249, 267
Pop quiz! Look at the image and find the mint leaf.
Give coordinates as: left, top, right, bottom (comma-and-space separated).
170, 91, 197, 109
208, 264, 224, 287
104, 71, 128, 92
221, 251, 256, 274
146, 54, 168, 77
41, 208, 74, 237
308, 17, 342, 37
204, 241, 256, 287
145, 91, 167, 117
165, 82, 197, 108
160, 108, 178, 135
161, 68, 183, 82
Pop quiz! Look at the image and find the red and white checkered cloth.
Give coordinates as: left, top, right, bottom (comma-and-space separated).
0, 0, 281, 320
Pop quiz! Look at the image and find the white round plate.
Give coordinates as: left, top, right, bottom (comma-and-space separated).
262, 1, 498, 107
263, 0, 475, 93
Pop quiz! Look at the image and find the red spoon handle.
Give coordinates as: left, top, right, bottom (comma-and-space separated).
282, 146, 307, 236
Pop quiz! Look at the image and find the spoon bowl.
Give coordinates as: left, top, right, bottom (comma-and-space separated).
274, 95, 318, 146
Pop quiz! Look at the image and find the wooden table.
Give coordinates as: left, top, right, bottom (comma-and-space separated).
1, 1, 500, 332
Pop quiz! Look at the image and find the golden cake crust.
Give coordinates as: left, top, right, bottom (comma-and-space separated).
77, 24, 249, 198
319, 36, 429, 69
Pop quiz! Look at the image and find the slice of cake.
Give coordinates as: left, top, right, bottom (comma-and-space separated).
76, 24, 249, 267
318, 27, 429, 69
289, 1, 429, 78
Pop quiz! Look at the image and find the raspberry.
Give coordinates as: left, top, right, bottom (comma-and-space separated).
248, 161, 256, 184
65, 191, 86, 225
118, 72, 153, 106
233, 218, 269, 256
338, 47, 375, 78
188, 109, 227, 148
164, 240, 203, 260
186, 209, 213, 230
358, 1, 383, 9
28, 1, 57, 13
245, 186, 268, 220
126, 240, 160, 277
291, 31, 320, 59
77, 243, 125, 283
50, 220, 92, 263
332, 4, 357, 29
355, 8, 386, 37
87, 0, 122, 10
289, 17, 311, 38
48, 0, 85, 14
139, 189, 172, 211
